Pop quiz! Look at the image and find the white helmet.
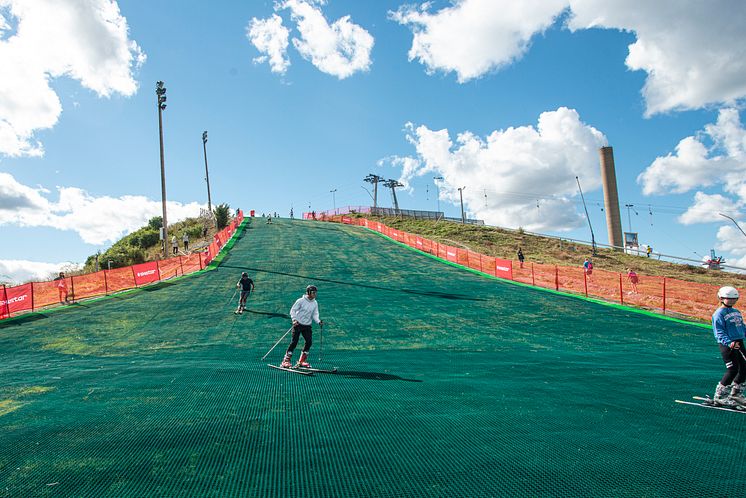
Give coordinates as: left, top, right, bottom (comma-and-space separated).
718, 286, 740, 299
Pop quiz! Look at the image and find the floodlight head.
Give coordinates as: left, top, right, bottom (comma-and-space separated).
160, 104, 167, 110
202, 131, 208, 142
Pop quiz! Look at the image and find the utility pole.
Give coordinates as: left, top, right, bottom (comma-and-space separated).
202, 131, 213, 218
330, 188, 337, 210
156, 81, 168, 256
458, 186, 466, 223
576, 176, 597, 255
383, 179, 403, 213
364, 174, 384, 209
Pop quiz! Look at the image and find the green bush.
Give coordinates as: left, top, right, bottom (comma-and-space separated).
130, 229, 160, 249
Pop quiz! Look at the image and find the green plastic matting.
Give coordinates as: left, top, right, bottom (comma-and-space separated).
0, 217, 742, 497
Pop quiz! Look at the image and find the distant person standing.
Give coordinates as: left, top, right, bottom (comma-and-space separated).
182, 232, 189, 252
583, 258, 593, 281
711, 286, 746, 407
171, 235, 178, 255
646, 246, 652, 258
626, 268, 639, 293
281, 285, 323, 368
517, 248, 525, 269
54, 272, 69, 304
234, 272, 255, 314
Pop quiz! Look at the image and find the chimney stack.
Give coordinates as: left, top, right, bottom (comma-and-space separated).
599, 146, 623, 250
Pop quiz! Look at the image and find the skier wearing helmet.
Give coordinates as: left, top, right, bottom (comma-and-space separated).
712, 286, 746, 406
281, 285, 323, 368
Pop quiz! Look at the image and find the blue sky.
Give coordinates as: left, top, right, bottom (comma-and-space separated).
2, 0, 746, 284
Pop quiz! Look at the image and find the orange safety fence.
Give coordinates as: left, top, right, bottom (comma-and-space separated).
1, 211, 244, 320
322, 215, 731, 322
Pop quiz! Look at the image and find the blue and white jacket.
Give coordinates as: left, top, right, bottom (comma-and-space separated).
712, 306, 746, 346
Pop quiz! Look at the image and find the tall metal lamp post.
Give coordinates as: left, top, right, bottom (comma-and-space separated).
330, 189, 337, 211
458, 186, 466, 223
202, 131, 213, 219
156, 81, 168, 256
433, 176, 443, 216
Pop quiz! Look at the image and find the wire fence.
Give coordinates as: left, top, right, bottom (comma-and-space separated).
314, 214, 731, 322
0, 211, 244, 320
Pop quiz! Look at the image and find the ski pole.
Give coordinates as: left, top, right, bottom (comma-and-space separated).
262, 326, 293, 361
227, 288, 237, 307
319, 322, 323, 362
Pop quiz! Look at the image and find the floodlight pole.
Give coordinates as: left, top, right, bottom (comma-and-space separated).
433, 176, 443, 216
156, 81, 168, 256
719, 212, 746, 238
202, 131, 213, 218
576, 176, 597, 255
458, 186, 466, 223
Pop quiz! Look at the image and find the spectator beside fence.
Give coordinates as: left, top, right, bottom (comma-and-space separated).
627, 269, 639, 293
583, 258, 593, 281
54, 272, 69, 304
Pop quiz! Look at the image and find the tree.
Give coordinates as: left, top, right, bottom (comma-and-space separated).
148, 216, 163, 230
214, 203, 231, 229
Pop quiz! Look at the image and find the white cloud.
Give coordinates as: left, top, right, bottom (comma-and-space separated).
390, 0, 566, 83
678, 192, 741, 225
639, 108, 746, 266
716, 224, 746, 269
637, 137, 722, 195
638, 108, 746, 196
247, 14, 291, 74
280, 0, 374, 79
385, 107, 607, 231
392, 1, 746, 115
0, 259, 80, 286
0, 173, 203, 245
567, 0, 746, 115
0, 0, 145, 157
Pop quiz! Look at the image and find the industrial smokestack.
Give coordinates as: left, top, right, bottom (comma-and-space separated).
599, 146, 623, 250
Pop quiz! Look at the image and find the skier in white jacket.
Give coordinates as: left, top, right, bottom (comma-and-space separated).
281, 285, 324, 368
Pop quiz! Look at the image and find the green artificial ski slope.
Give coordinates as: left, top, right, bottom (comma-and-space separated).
0, 217, 741, 497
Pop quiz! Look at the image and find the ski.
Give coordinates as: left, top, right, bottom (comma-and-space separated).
675, 397, 746, 413
267, 364, 313, 376
295, 366, 338, 374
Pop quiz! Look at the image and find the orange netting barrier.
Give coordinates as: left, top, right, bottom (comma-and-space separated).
306, 214, 732, 322
1, 211, 244, 320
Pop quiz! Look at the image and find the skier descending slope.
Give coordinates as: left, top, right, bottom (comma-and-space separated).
281, 285, 323, 368
234, 272, 255, 315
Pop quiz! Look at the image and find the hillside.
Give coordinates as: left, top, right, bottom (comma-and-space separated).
364, 215, 746, 288
0, 217, 734, 497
